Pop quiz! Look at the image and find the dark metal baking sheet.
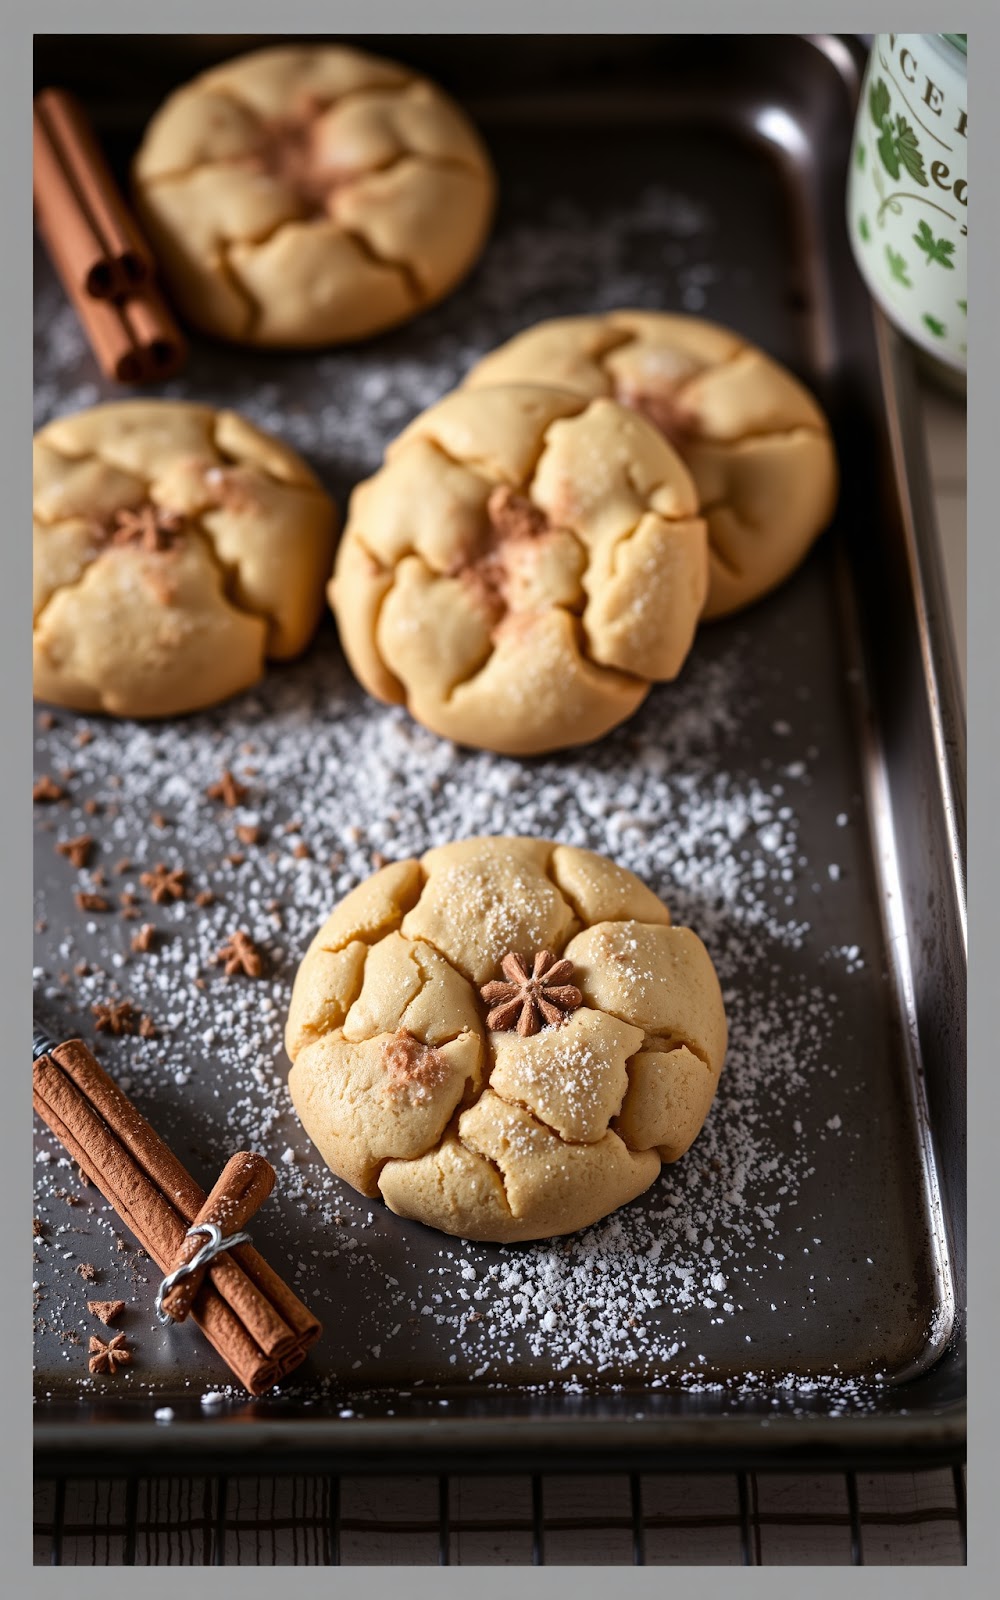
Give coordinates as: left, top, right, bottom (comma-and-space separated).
32, 34, 965, 1471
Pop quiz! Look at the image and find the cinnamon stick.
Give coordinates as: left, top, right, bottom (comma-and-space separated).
160, 1151, 275, 1324
33, 89, 187, 384
34, 89, 151, 299
33, 1039, 321, 1395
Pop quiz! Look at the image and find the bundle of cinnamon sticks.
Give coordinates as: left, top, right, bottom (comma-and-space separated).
33, 1036, 321, 1395
33, 89, 187, 384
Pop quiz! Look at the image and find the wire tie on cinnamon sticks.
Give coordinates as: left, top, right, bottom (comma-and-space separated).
155, 1221, 253, 1325
31, 1025, 321, 1395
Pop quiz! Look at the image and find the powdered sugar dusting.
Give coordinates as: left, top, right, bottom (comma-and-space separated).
32, 627, 898, 1406
34, 162, 942, 1413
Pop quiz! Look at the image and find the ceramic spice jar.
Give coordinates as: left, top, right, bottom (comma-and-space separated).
847, 33, 967, 375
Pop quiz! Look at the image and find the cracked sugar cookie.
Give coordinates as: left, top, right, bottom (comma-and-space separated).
285, 836, 728, 1242
329, 385, 709, 755
131, 44, 496, 346
33, 400, 337, 718
464, 311, 839, 619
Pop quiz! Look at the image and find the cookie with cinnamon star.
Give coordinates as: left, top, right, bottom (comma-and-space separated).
285, 836, 728, 1242
464, 311, 839, 619
329, 384, 709, 756
33, 400, 336, 718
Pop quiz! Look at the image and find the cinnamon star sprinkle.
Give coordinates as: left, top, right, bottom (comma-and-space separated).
206, 768, 247, 807
88, 1332, 131, 1375
214, 930, 263, 978
91, 999, 138, 1036
480, 950, 583, 1037
56, 833, 94, 870
140, 862, 187, 903
33, 774, 66, 803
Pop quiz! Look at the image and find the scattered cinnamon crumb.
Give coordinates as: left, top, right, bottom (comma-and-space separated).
57, 833, 94, 869
130, 923, 156, 954
329, 850, 344, 870
114, 857, 132, 875
88, 1332, 130, 1375
284, 819, 302, 834
75, 728, 94, 747
292, 842, 310, 859
372, 851, 389, 870
76, 1262, 98, 1282
91, 866, 107, 886
206, 769, 247, 808
194, 889, 215, 907
138, 1014, 157, 1039
114, 1236, 128, 1253
381, 1031, 451, 1105
74, 961, 90, 977
214, 930, 263, 978
151, 811, 169, 830
192, 977, 206, 991
77, 1165, 91, 1187
121, 907, 140, 922
38, 711, 56, 730
35, 918, 47, 933
87, 1300, 126, 1326
225, 851, 246, 867
32, 1217, 46, 1239
83, 797, 101, 816
120, 891, 137, 907
140, 863, 187, 903
60, 1330, 82, 1346
235, 823, 261, 846
75, 891, 110, 913
33, 775, 65, 803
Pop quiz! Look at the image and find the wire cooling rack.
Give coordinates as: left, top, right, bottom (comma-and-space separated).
34, 1467, 966, 1565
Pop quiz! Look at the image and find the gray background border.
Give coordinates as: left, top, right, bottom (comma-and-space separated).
12, 0, 988, 1592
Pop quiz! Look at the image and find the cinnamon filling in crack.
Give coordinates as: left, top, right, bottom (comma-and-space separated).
244, 100, 345, 218
381, 1030, 452, 1105
201, 465, 265, 516
89, 503, 187, 554
456, 485, 569, 627
613, 383, 697, 450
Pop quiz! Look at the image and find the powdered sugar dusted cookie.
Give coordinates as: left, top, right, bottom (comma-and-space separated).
465, 311, 839, 618
132, 44, 495, 347
285, 836, 727, 1242
329, 385, 709, 755
33, 400, 337, 718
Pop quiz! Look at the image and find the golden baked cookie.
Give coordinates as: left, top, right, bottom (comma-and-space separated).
131, 44, 496, 347
285, 836, 728, 1243
329, 385, 709, 756
33, 400, 337, 718
464, 312, 839, 619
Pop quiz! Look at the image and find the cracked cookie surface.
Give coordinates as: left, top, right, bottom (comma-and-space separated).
285, 835, 727, 1242
464, 311, 839, 619
329, 384, 709, 756
131, 44, 496, 347
33, 400, 337, 718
